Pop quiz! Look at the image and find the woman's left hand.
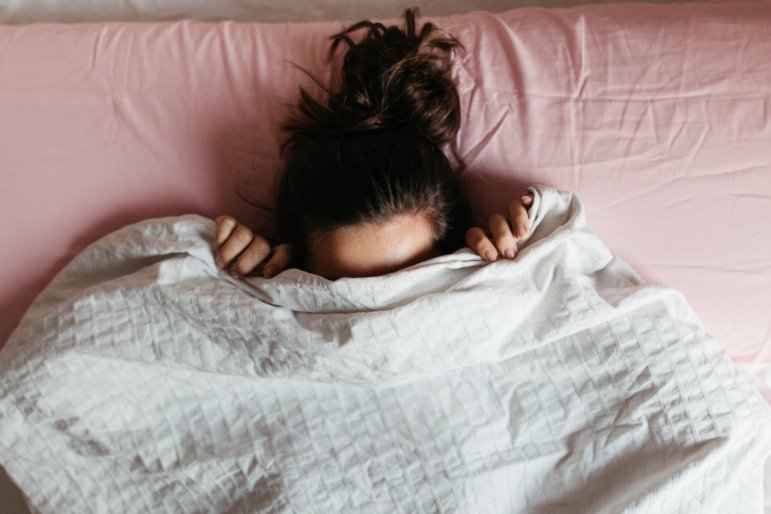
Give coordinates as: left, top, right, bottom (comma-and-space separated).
465, 194, 533, 261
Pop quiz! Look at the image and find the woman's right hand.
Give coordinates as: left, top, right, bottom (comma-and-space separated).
465, 194, 534, 261
213, 216, 293, 279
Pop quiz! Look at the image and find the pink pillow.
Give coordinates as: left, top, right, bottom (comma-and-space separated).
1, 2, 770, 362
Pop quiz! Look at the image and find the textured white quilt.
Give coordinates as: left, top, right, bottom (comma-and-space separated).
1, 186, 769, 513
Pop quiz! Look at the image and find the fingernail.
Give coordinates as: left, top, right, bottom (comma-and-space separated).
504, 247, 515, 259
515, 225, 526, 239
215, 257, 224, 269
263, 266, 274, 279
484, 249, 497, 261
230, 269, 242, 280
522, 195, 532, 204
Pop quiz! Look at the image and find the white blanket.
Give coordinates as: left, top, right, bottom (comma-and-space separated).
1, 186, 769, 513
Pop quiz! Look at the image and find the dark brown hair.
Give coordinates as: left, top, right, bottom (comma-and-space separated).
277, 8, 471, 267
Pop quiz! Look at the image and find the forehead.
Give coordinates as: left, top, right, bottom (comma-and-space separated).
303, 215, 439, 280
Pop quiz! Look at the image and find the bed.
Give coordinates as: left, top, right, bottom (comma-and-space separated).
1, 1, 770, 512
0, 0, 693, 24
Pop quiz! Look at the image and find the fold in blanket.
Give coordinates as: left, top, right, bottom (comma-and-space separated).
1, 186, 770, 513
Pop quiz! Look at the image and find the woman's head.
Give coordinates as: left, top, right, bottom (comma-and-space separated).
276, 9, 471, 279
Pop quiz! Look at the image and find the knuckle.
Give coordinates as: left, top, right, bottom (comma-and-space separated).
274, 244, 294, 262
215, 215, 235, 227
248, 238, 271, 257
489, 213, 507, 225
489, 215, 511, 237
495, 231, 515, 243
466, 227, 485, 244
231, 225, 254, 244
508, 203, 527, 220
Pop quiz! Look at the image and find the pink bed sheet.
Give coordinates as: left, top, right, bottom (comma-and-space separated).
1, 1, 770, 361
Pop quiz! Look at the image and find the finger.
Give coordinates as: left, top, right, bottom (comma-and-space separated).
508, 199, 531, 240
213, 216, 238, 251
263, 244, 293, 279
465, 227, 498, 262
231, 236, 271, 277
216, 223, 255, 269
488, 214, 518, 259
522, 194, 534, 207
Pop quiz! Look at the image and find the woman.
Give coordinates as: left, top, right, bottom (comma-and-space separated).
214, 9, 533, 280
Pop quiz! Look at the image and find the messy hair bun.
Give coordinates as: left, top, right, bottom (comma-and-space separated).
282, 8, 462, 149
276, 9, 471, 269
